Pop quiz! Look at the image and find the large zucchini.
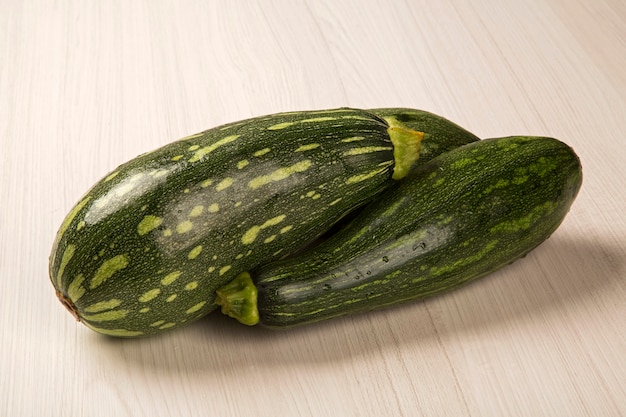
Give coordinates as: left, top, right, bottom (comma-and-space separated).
49, 108, 426, 337
217, 136, 583, 328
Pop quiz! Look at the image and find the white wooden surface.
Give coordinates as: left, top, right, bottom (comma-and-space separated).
1, 1, 625, 416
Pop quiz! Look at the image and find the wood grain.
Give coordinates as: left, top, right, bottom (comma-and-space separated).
1, 1, 624, 416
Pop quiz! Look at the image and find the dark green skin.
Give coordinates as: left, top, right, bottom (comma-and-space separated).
49, 108, 408, 337
253, 136, 583, 328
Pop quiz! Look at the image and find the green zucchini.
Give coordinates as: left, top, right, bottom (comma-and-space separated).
49, 108, 426, 337
216, 136, 583, 328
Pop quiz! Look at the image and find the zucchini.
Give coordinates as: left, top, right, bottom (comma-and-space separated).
216, 136, 583, 328
49, 108, 425, 337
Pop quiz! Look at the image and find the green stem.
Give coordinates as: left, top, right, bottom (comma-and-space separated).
215, 272, 260, 326
385, 117, 424, 180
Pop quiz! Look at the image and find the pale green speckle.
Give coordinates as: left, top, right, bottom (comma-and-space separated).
248, 160, 312, 190
90, 254, 130, 289
82, 309, 129, 322
216, 177, 233, 191
186, 301, 206, 314
329, 198, 342, 206
137, 215, 163, 235
267, 122, 293, 130
161, 271, 182, 286
151, 320, 165, 327
201, 179, 213, 188
176, 220, 193, 234
84, 299, 122, 313
67, 274, 86, 302
185, 281, 198, 290
343, 146, 391, 156
341, 136, 366, 143
166, 294, 178, 302
138, 288, 161, 302
189, 135, 240, 163
280, 225, 293, 234
264, 235, 277, 243
237, 159, 250, 169
189, 205, 204, 217
139, 307, 150, 313
345, 168, 386, 185
219, 265, 232, 276
253, 147, 271, 157
103, 171, 120, 182
56, 244, 76, 288
295, 143, 320, 152
188, 245, 203, 259
208, 203, 219, 213
241, 214, 286, 245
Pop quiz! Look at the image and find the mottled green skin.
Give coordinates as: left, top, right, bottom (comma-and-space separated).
253, 136, 582, 328
50, 108, 407, 337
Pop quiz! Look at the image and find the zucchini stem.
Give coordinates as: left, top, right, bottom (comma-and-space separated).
215, 272, 260, 326
385, 117, 424, 180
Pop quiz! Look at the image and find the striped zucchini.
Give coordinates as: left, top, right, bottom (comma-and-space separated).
216, 136, 583, 328
49, 108, 426, 337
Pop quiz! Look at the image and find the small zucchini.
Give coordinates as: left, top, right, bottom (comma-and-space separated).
49, 108, 425, 337
217, 136, 583, 328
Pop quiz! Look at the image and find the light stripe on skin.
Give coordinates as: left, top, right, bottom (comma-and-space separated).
67, 274, 86, 302
343, 146, 392, 156
186, 301, 206, 314
241, 215, 287, 245
295, 143, 320, 152
216, 178, 233, 191
189, 206, 204, 217
82, 309, 129, 322
90, 254, 130, 289
253, 148, 271, 157
345, 168, 387, 185
56, 197, 91, 243
84, 299, 122, 313
341, 136, 365, 143
248, 160, 312, 190
188, 135, 240, 163
137, 215, 163, 235
103, 171, 120, 182
188, 245, 203, 259
138, 288, 161, 302
176, 220, 193, 234
56, 244, 76, 288
219, 265, 232, 276
267, 116, 338, 131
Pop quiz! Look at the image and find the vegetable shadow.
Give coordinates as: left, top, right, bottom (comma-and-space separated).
94, 233, 623, 373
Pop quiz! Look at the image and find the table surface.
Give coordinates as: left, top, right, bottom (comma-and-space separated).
2, 1, 625, 416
